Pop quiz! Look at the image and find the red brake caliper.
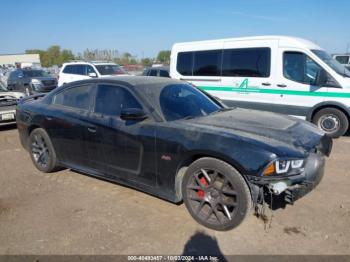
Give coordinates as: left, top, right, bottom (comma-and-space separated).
197, 177, 208, 198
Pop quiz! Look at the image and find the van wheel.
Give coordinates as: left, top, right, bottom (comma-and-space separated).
312, 108, 349, 138
182, 157, 252, 231
28, 128, 59, 173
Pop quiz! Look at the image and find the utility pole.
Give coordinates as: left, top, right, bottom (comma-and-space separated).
347, 43, 349, 54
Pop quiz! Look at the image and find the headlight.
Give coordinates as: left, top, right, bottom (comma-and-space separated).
31, 79, 41, 85
263, 159, 305, 176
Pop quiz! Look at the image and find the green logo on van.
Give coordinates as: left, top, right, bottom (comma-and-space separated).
239, 79, 249, 89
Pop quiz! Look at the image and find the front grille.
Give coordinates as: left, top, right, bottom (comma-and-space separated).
42, 80, 56, 86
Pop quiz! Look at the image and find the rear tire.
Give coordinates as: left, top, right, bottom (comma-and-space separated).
312, 108, 349, 138
182, 157, 252, 231
28, 128, 59, 173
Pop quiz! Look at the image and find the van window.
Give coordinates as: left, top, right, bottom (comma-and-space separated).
193, 50, 222, 76
177, 52, 193, 76
283, 52, 323, 85
222, 48, 270, 77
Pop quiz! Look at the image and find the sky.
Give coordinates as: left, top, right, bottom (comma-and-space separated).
1, 0, 349, 58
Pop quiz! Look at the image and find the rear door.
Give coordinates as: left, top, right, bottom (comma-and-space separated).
60, 64, 90, 84
46, 83, 95, 167
86, 83, 157, 186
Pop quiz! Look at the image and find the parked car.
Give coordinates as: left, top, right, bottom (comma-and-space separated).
16, 76, 332, 231
58, 61, 127, 86
1, 82, 24, 126
142, 66, 170, 77
170, 35, 350, 138
333, 54, 350, 70
7, 69, 58, 96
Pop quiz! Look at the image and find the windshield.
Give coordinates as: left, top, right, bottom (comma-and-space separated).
95, 64, 127, 75
0, 82, 7, 91
312, 49, 350, 78
23, 70, 50, 78
159, 84, 221, 121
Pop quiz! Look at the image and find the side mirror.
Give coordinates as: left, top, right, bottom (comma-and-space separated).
120, 108, 148, 121
88, 72, 97, 78
315, 69, 327, 86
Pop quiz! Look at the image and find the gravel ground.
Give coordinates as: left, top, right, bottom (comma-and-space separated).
0, 125, 349, 255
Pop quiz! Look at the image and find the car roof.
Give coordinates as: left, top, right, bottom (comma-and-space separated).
62, 61, 119, 66
50, 76, 187, 121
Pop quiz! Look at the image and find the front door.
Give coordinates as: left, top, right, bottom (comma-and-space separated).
86, 84, 157, 186
275, 49, 327, 117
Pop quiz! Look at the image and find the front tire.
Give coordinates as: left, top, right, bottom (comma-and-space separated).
182, 157, 252, 231
312, 108, 349, 138
28, 128, 59, 173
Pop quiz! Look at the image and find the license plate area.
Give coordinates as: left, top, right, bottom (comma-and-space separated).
1, 113, 15, 121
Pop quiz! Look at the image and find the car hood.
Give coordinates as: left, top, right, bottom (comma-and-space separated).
0, 91, 24, 99
184, 108, 327, 157
30, 77, 57, 81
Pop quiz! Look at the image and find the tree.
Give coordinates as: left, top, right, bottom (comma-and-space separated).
157, 50, 171, 64
141, 58, 152, 66
26, 46, 75, 67
60, 49, 75, 64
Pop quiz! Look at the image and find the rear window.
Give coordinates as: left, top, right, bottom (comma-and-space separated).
95, 64, 126, 75
222, 48, 271, 77
53, 84, 93, 110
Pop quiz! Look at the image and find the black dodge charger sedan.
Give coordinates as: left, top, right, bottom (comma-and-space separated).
16, 76, 332, 231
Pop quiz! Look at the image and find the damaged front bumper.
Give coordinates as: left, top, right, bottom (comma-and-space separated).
248, 152, 326, 205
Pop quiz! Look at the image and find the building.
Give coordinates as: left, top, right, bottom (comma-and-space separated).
0, 53, 41, 68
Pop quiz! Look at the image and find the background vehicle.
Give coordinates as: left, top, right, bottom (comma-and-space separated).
142, 66, 170, 77
333, 54, 350, 70
7, 69, 57, 95
170, 35, 350, 138
58, 61, 127, 86
1, 82, 24, 126
16, 76, 331, 231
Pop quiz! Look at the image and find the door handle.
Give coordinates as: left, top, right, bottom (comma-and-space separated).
277, 84, 287, 88
87, 127, 96, 133
262, 82, 271, 86
45, 116, 52, 121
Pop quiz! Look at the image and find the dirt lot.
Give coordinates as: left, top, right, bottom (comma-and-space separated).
0, 125, 349, 255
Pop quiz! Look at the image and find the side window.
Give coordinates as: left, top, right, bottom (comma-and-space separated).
62, 65, 74, 74
177, 52, 193, 76
193, 50, 222, 76
159, 70, 169, 77
62, 65, 86, 75
86, 65, 96, 75
149, 70, 158, 76
53, 85, 93, 110
94, 85, 142, 116
283, 52, 323, 85
335, 55, 349, 64
222, 48, 271, 77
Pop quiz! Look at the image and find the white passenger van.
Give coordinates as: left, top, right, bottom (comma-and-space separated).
170, 36, 350, 138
